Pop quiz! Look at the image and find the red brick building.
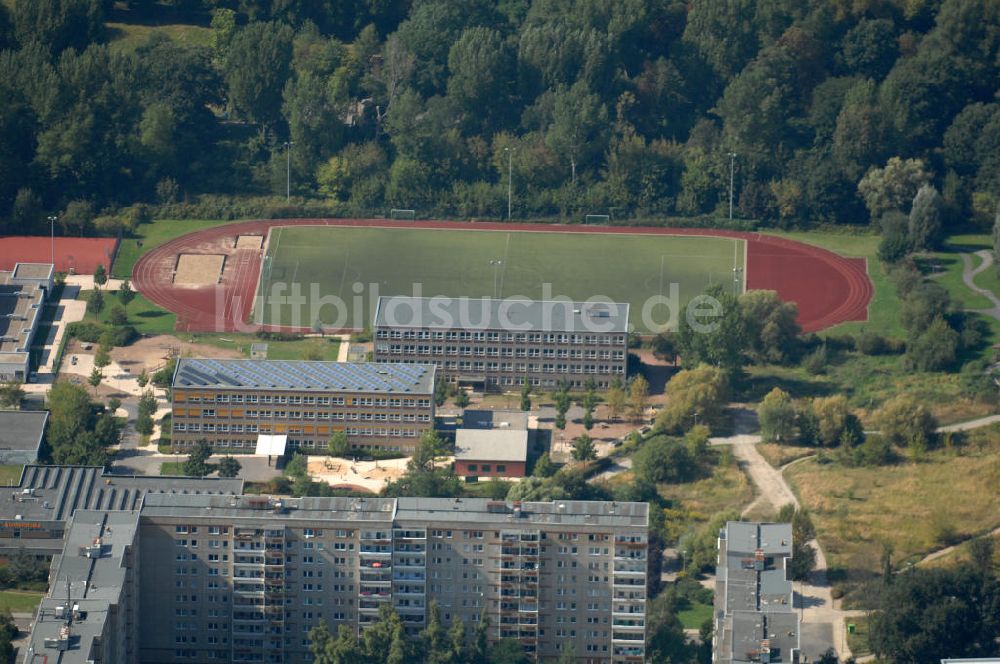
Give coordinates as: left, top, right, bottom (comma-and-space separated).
453, 429, 528, 478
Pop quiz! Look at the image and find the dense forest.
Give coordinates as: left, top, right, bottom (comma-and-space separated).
0, 0, 997, 234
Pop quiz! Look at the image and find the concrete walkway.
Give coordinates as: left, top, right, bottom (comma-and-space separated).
710, 407, 849, 660
960, 250, 1000, 320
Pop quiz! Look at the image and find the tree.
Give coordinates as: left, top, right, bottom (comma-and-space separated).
118, 279, 135, 306
758, 387, 796, 443
628, 375, 649, 423
532, 452, 556, 478
136, 369, 148, 388
879, 210, 912, 263
873, 395, 937, 448
858, 157, 932, 221
676, 284, 747, 375
309, 620, 360, 664
582, 409, 594, 431
93, 345, 111, 370
454, 390, 470, 409
217, 456, 242, 478
633, 435, 705, 485
606, 382, 626, 421
776, 505, 817, 581
93, 263, 107, 288
108, 304, 127, 327
225, 22, 294, 130
738, 290, 800, 364
382, 431, 461, 498
87, 288, 104, 314
656, 365, 728, 434
810, 395, 863, 447
12, 0, 105, 54
905, 316, 960, 372
183, 441, 214, 477
868, 566, 1000, 663
908, 184, 944, 250
433, 377, 448, 407
0, 380, 25, 408
327, 431, 350, 457
571, 434, 596, 462
545, 80, 609, 183
519, 382, 532, 412
88, 367, 102, 387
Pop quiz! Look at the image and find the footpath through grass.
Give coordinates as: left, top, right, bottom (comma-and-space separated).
784, 425, 1000, 605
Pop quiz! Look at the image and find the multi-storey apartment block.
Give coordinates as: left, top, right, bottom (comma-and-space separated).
373, 296, 629, 390
20, 494, 644, 664
714, 521, 800, 664
170, 359, 436, 454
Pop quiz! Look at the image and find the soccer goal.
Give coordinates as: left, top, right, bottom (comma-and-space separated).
390, 208, 416, 220
584, 214, 610, 225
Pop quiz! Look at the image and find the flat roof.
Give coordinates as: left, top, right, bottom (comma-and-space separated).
255, 434, 287, 456
173, 358, 436, 394
0, 410, 48, 452
12, 263, 55, 281
26, 510, 139, 664
0, 465, 244, 524
374, 296, 629, 334
0, 270, 45, 356
462, 409, 529, 430
138, 495, 648, 529
455, 429, 528, 462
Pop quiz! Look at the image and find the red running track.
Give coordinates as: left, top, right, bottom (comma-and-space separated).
132, 219, 873, 335
0, 236, 118, 274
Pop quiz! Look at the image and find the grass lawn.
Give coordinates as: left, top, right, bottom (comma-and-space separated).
84, 289, 177, 335
107, 22, 213, 51
602, 451, 754, 541
755, 443, 817, 468
845, 613, 873, 657
676, 601, 714, 630
181, 333, 341, 361
112, 219, 237, 279
160, 462, 187, 476
921, 251, 992, 309
0, 464, 23, 486
0, 590, 44, 614
785, 425, 1000, 604
257, 225, 744, 333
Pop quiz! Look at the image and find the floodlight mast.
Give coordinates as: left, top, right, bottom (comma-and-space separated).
728, 152, 738, 220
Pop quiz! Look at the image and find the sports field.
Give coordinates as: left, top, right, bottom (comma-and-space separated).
253, 226, 744, 333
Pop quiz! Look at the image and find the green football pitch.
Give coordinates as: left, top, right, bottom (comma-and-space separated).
253, 226, 744, 334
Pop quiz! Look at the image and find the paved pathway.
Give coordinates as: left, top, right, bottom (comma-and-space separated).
960, 250, 1000, 320
710, 408, 850, 660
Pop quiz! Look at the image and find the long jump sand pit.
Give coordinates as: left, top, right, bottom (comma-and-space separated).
174, 254, 225, 286
236, 235, 264, 250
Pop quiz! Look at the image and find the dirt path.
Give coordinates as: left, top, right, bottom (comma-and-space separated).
914, 524, 1000, 567
711, 408, 853, 659
961, 250, 1000, 320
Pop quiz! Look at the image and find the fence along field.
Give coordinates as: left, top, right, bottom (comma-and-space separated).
253, 225, 744, 334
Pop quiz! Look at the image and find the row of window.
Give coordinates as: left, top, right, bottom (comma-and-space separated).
183, 394, 432, 408
378, 345, 625, 360
376, 329, 625, 345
